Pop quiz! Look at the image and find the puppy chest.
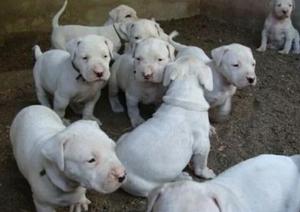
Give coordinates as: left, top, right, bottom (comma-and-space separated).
72, 83, 102, 103
268, 25, 287, 46
140, 87, 164, 104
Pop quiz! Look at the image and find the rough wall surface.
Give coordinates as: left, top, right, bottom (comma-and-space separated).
1, 0, 300, 36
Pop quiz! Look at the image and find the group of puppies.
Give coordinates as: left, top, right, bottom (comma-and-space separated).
9, 0, 300, 211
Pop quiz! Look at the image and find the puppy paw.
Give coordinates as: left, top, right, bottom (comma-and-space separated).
209, 125, 217, 137
278, 49, 289, 54
111, 102, 125, 113
256, 46, 266, 52
70, 198, 91, 212
131, 116, 145, 128
195, 167, 216, 179
292, 49, 300, 54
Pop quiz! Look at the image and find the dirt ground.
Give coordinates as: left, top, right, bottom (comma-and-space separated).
0, 15, 300, 211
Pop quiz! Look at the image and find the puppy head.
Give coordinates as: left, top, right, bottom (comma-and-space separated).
108, 4, 138, 24
271, 0, 295, 19
66, 35, 113, 82
163, 57, 213, 91
211, 43, 257, 88
126, 19, 165, 44
132, 37, 175, 83
147, 182, 221, 212
41, 120, 126, 193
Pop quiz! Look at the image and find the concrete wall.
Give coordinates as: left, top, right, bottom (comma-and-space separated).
1, 0, 300, 36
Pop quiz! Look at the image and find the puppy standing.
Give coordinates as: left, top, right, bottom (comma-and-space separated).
169, 36, 257, 122
257, 0, 300, 54
10, 105, 126, 212
104, 4, 138, 26
33, 35, 113, 125
116, 57, 215, 197
109, 38, 175, 127
147, 154, 300, 212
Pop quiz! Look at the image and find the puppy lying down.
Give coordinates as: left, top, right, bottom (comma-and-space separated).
147, 154, 300, 212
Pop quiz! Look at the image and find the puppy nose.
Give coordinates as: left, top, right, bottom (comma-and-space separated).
282, 10, 287, 14
118, 174, 126, 183
94, 71, 103, 78
143, 73, 153, 80
247, 77, 255, 84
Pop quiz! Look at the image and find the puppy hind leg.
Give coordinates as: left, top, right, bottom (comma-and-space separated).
33, 198, 55, 212
108, 75, 124, 113
53, 92, 70, 125
36, 87, 52, 108
292, 33, 300, 54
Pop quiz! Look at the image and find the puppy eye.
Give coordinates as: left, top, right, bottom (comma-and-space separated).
103, 55, 108, 58
232, 64, 239, 67
135, 36, 140, 40
125, 14, 132, 18
136, 57, 141, 61
277, 3, 282, 7
88, 158, 96, 163
82, 56, 88, 61
158, 58, 163, 62
289, 4, 292, 7
252, 63, 256, 67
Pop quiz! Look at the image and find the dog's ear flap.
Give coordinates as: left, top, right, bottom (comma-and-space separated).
66, 38, 81, 60
108, 7, 120, 22
166, 44, 175, 61
131, 41, 140, 58
163, 63, 180, 87
146, 184, 167, 212
41, 131, 69, 171
104, 39, 114, 59
197, 63, 214, 91
211, 46, 229, 67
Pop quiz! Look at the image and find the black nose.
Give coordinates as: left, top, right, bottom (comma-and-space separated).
118, 175, 126, 183
95, 72, 103, 78
247, 77, 255, 84
282, 10, 287, 14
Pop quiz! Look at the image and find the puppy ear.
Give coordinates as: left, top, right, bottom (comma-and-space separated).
211, 46, 229, 66
166, 43, 175, 61
132, 41, 140, 58
41, 130, 69, 171
146, 184, 166, 212
104, 39, 114, 59
154, 23, 163, 37
108, 7, 120, 22
118, 22, 133, 40
163, 63, 180, 86
197, 64, 214, 91
66, 38, 81, 60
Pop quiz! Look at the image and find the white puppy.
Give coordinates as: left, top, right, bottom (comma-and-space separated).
169, 35, 257, 122
147, 154, 300, 212
257, 0, 300, 54
116, 56, 215, 197
10, 105, 126, 212
104, 4, 138, 26
33, 35, 113, 125
109, 38, 175, 127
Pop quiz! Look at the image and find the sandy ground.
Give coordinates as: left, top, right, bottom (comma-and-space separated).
0, 15, 300, 211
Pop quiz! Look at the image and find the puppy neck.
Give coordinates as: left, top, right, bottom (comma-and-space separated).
42, 161, 80, 192
163, 76, 209, 112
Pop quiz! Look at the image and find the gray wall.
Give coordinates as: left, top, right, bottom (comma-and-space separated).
1, 0, 300, 36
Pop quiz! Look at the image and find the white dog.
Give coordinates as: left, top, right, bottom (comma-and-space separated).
10, 105, 126, 212
257, 0, 300, 54
116, 56, 215, 197
147, 154, 300, 212
109, 38, 175, 127
33, 35, 113, 125
104, 4, 138, 26
169, 35, 257, 122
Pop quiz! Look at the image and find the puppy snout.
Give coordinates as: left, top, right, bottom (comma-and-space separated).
247, 77, 256, 84
282, 10, 287, 14
143, 72, 153, 80
94, 71, 103, 78
111, 167, 126, 183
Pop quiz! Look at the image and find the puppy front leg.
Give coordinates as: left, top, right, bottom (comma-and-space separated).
257, 29, 268, 52
53, 92, 70, 125
279, 33, 293, 54
192, 137, 215, 179
82, 91, 102, 126
292, 32, 300, 54
108, 77, 124, 112
216, 97, 232, 122
126, 93, 145, 127
34, 198, 55, 212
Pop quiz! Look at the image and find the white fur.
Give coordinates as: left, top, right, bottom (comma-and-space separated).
257, 0, 300, 54
109, 37, 175, 127
33, 35, 113, 125
147, 154, 300, 212
104, 4, 138, 26
10, 105, 126, 212
116, 57, 215, 197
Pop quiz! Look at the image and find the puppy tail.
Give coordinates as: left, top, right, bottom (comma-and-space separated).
168, 31, 188, 52
33, 45, 43, 60
52, 0, 68, 28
